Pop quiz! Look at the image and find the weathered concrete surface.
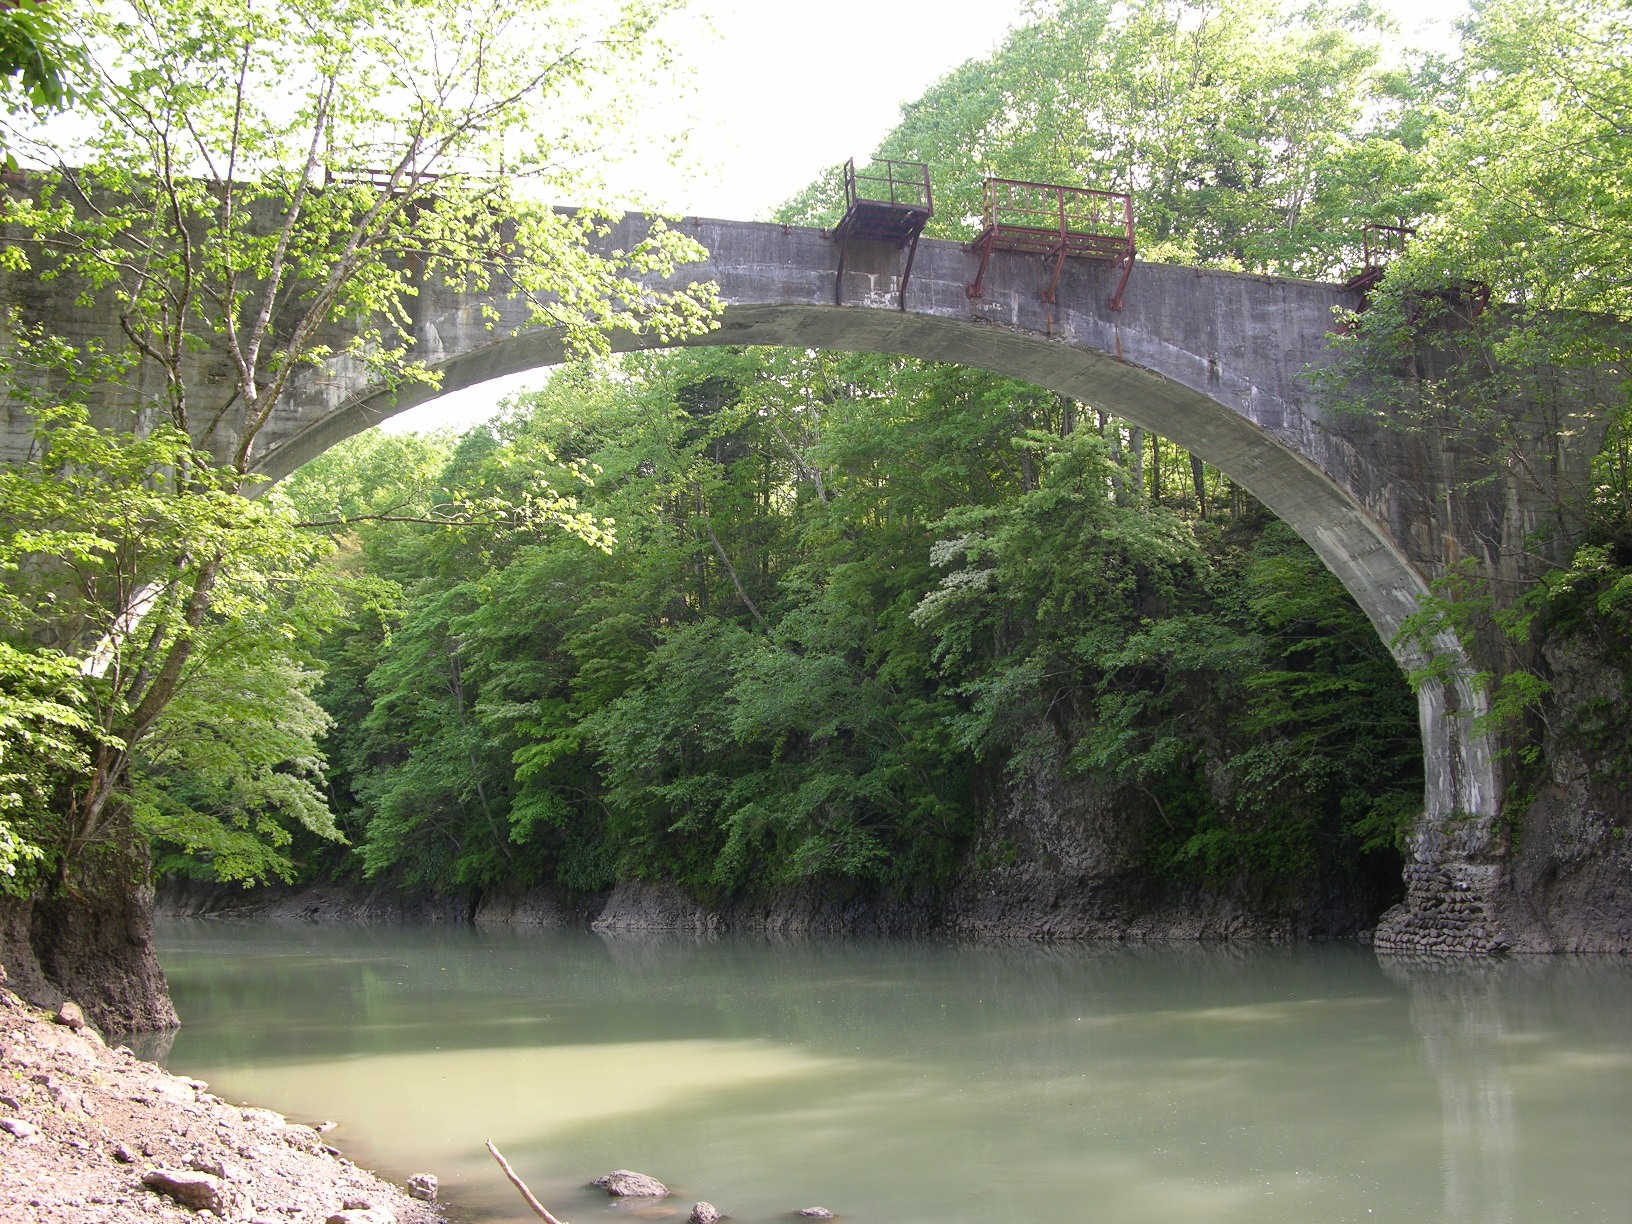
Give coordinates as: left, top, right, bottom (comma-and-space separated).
3, 211, 1613, 953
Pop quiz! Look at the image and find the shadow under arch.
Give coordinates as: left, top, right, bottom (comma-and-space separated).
252, 300, 1496, 833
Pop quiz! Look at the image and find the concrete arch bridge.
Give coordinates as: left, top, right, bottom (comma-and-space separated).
4, 212, 1608, 953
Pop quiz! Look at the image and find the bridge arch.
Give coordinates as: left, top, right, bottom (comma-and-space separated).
172, 211, 1531, 950
256, 285, 1497, 844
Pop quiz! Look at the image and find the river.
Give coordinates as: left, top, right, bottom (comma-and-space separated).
151, 921, 1632, 1224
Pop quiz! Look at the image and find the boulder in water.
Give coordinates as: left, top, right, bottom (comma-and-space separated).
593, 1169, 670, 1198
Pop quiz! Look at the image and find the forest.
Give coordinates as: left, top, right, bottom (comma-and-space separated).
1, 0, 1630, 1021
278, 350, 1422, 906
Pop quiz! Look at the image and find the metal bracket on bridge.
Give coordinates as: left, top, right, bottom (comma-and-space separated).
1344, 222, 1415, 297
1337, 224, 1486, 331
830, 158, 933, 312
965, 178, 1136, 311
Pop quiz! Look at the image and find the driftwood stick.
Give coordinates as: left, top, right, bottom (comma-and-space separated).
487, 1140, 569, 1224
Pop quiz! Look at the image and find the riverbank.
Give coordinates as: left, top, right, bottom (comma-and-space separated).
0, 969, 445, 1224
157, 875, 1348, 942
156, 863, 1384, 944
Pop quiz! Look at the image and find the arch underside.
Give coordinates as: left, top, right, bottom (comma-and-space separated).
256, 302, 1497, 826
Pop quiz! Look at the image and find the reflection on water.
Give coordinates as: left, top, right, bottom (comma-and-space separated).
1382, 956, 1632, 1224
154, 923, 1632, 1224
1383, 958, 1516, 1224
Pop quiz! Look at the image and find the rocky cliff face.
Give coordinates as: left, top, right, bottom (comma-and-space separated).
941, 759, 1387, 941
0, 866, 178, 1035
468, 760, 1391, 941
1501, 633, 1632, 952
163, 761, 1389, 943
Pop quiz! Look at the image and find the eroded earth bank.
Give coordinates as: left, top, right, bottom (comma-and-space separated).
0, 972, 443, 1224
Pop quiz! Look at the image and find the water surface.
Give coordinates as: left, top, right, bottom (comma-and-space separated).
153, 922, 1632, 1224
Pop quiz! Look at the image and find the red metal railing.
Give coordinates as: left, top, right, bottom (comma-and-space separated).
967, 177, 1135, 307
979, 178, 1132, 257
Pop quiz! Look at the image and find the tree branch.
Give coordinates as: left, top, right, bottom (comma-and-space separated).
703, 517, 771, 633
486, 1142, 569, 1224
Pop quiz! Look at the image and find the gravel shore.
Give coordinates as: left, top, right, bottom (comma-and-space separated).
0, 976, 447, 1224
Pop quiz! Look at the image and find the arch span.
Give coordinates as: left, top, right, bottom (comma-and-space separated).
6, 211, 1517, 948
258, 289, 1496, 845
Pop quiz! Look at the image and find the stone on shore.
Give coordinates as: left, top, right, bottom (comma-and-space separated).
326, 1199, 398, 1224
407, 1172, 438, 1201
142, 1167, 254, 1217
191, 1153, 252, 1182
593, 1169, 670, 1198
53, 1000, 87, 1031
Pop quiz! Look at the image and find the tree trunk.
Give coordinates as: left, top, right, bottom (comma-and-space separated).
1018, 450, 1038, 493
1101, 412, 1128, 505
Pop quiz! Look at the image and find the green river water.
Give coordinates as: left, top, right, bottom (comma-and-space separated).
152, 921, 1632, 1224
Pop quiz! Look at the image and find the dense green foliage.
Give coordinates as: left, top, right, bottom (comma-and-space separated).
0, 2, 72, 110
0, 405, 343, 890
283, 350, 1421, 899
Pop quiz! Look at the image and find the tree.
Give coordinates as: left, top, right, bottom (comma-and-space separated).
0, 1, 74, 149
782, 0, 1430, 278
1402, 0, 1631, 335
0, 400, 332, 867
0, 0, 717, 1029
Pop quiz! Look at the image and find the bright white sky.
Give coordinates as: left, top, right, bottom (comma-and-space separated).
386, 0, 1471, 435
626, 0, 1036, 222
